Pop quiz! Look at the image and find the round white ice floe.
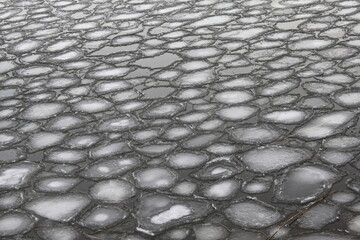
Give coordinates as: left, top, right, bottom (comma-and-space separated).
24, 193, 91, 222
213, 90, 253, 104
90, 179, 136, 203
167, 152, 208, 169
134, 167, 178, 190
334, 91, 360, 107
0, 212, 35, 237
241, 146, 313, 173
261, 110, 308, 124
224, 200, 282, 229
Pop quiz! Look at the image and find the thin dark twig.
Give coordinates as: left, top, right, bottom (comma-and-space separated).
267, 191, 336, 240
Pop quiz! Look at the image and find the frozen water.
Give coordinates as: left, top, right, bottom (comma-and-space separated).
35, 177, 80, 193
319, 150, 355, 166
1, 0, 360, 238
295, 111, 356, 140
242, 176, 273, 194
289, 233, 356, 240
202, 179, 239, 200
142, 102, 184, 118
216, 105, 258, 121
72, 98, 113, 113
79, 205, 128, 229
193, 224, 229, 240
241, 146, 313, 173
0, 212, 35, 237
275, 164, 342, 203
167, 151, 208, 169
134, 167, 178, 190
334, 91, 360, 107
136, 194, 213, 234
224, 200, 282, 229
80, 157, 140, 179
0, 148, 25, 163
0, 163, 40, 190
97, 116, 138, 132
0, 191, 23, 210
190, 15, 235, 28
289, 39, 334, 50
323, 136, 360, 149
20, 102, 66, 120
331, 192, 357, 204
213, 90, 253, 104
171, 181, 197, 196
36, 226, 80, 240
25, 193, 91, 222
90, 179, 136, 203
175, 69, 215, 87
228, 125, 283, 144
89, 141, 131, 159
297, 203, 339, 229
219, 27, 269, 40
27, 132, 65, 151
261, 110, 308, 124
348, 215, 360, 234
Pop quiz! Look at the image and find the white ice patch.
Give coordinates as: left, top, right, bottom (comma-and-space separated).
0, 212, 35, 237
225, 200, 282, 229
295, 111, 356, 140
150, 205, 191, 225
241, 146, 313, 173
219, 27, 269, 40
90, 179, 136, 203
25, 193, 91, 222
0, 163, 40, 189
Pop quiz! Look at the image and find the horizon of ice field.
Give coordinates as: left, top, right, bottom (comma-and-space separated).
1, 0, 360, 239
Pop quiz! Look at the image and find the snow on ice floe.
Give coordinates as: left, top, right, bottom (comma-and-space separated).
27, 132, 66, 152
333, 90, 360, 107
136, 194, 213, 234
289, 38, 334, 50
0, 212, 35, 237
80, 157, 140, 180
79, 205, 128, 230
297, 203, 339, 230
36, 226, 80, 240
193, 224, 229, 240
228, 124, 283, 144
0, 61, 18, 74
87, 67, 133, 79
166, 151, 208, 169
25, 193, 91, 222
0, 191, 23, 210
133, 167, 178, 190
224, 199, 283, 229
213, 90, 253, 104
275, 164, 343, 203
189, 15, 236, 28
202, 179, 240, 200
241, 146, 313, 173
294, 111, 356, 140
218, 27, 269, 40
35, 177, 80, 193
0, 163, 40, 190
90, 179, 136, 203
216, 105, 258, 121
